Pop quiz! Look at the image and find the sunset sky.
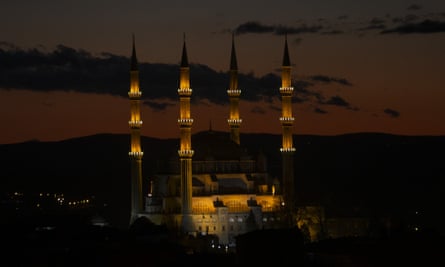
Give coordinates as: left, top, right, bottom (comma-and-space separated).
1, 0, 445, 144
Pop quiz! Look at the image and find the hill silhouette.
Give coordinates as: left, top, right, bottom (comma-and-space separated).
1, 131, 444, 231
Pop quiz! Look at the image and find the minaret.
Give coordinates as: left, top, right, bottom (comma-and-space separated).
279, 34, 296, 225
227, 33, 242, 145
128, 34, 143, 225
177, 34, 194, 234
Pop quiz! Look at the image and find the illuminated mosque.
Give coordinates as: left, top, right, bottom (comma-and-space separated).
126, 34, 366, 245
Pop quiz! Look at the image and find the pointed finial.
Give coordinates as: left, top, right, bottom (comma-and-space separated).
282, 34, 290, 67
230, 32, 238, 70
131, 33, 138, 71
181, 33, 189, 67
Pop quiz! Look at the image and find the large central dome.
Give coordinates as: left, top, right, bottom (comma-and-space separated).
191, 130, 250, 161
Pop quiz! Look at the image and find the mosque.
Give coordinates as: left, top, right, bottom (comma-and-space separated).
126, 34, 368, 246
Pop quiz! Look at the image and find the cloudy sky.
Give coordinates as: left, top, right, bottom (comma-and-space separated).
1, 0, 444, 144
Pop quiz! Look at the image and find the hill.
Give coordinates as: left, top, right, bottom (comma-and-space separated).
1, 131, 444, 230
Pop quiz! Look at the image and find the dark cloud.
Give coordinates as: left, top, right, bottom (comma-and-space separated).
0, 44, 129, 95
309, 75, 352, 86
358, 24, 387, 31
234, 21, 322, 36
142, 100, 175, 111
293, 80, 319, 103
370, 18, 386, 25
314, 107, 328, 114
275, 24, 323, 35
0, 44, 291, 105
321, 30, 344, 35
322, 95, 351, 108
231, 11, 441, 39
292, 95, 308, 104
357, 17, 387, 31
0, 41, 19, 50
0, 43, 358, 114
303, 11, 444, 36
392, 14, 419, 24
293, 79, 355, 110
384, 108, 400, 118
382, 19, 445, 34
234, 21, 275, 34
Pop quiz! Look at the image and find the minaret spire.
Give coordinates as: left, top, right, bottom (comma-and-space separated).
181, 33, 188, 67
227, 33, 242, 145
282, 33, 290, 67
177, 34, 194, 234
131, 33, 138, 71
279, 34, 296, 226
128, 34, 143, 225
230, 33, 238, 70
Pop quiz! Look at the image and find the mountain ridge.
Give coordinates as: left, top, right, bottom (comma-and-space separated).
1, 131, 444, 229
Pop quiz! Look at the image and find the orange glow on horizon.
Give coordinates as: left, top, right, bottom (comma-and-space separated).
1, 90, 445, 145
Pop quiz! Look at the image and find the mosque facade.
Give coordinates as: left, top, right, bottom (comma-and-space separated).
127, 34, 364, 245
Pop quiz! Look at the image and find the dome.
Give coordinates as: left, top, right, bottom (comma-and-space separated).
192, 130, 250, 161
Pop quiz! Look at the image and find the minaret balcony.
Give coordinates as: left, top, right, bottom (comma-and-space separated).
227, 89, 241, 96
178, 88, 193, 96
280, 147, 296, 153
280, 117, 294, 126
128, 151, 144, 158
128, 120, 143, 128
227, 118, 242, 126
178, 149, 194, 157
178, 118, 194, 126
279, 86, 294, 95
128, 91, 142, 98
